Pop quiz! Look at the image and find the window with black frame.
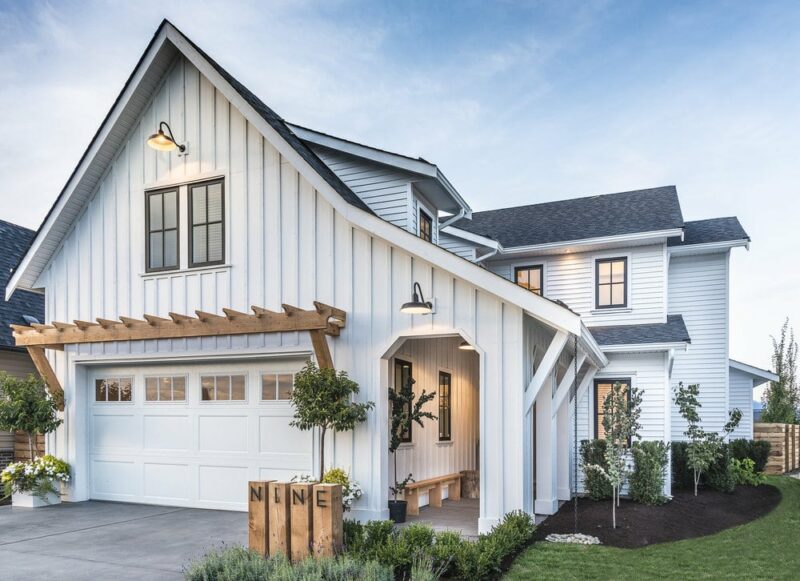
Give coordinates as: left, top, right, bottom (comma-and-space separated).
394, 359, 413, 443
438, 371, 452, 441
515, 265, 543, 296
594, 378, 631, 443
146, 188, 179, 271
419, 210, 433, 242
595, 257, 627, 308
190, 179, 225, 267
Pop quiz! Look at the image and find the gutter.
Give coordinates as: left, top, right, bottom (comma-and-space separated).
439, 208, 467, 230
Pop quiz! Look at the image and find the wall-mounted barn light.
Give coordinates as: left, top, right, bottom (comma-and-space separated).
147, 121, 186, 153
400, 282, 433, 315
458, 340, 475, 351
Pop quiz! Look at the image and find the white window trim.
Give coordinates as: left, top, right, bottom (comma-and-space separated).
591, 251, 632, 311
198, 371, 249, 404
414, 188, 438, 244
259, 371, 296, 403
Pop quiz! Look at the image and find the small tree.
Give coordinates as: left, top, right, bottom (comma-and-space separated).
585, 381, 642, 529
388, 375, 435, 500
0, 373, 62, 459
762, 318, 798, 423
290, 361, 374, 478
674, 382, 741, 496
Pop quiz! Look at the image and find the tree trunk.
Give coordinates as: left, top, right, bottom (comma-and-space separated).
319, 426, 327, 479
694, 469, 699, 497
28, 432, 35, 460
612, 487, 617, 529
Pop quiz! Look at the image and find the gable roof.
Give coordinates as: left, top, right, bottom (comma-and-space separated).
0, 220, 44, 350
667, 217, 749, 247
453, 186, 684, 248
729, 359, 778, 384
588, 314, 690, 347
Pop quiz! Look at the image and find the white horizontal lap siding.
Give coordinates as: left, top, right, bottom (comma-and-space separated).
311, 146, 412, 230
438, 233, 478, 261
487, 244, 666, 325
37, 55, 528, 521
728, 368, 754, 440
669, 253, 729, 440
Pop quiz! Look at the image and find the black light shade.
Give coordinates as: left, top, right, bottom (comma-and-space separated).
147, 121, 186, 152
400, 282, 433, 315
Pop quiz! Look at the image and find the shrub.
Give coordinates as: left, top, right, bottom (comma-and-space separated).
671, 441, 694, 490
430, 531, 465, 577
580, 439, 612, 500
730, 439, 771, 473
2, 454, 71, 500
451, 511, 536, 579
343, 519, 364, 553
731, 458, 767, 486
184, 546, 393, 581
705, 443, 736, 493
630, 440, 669, 505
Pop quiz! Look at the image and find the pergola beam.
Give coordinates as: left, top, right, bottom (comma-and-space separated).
26, 346, 64, 411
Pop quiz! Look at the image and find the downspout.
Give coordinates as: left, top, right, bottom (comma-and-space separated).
439, 207, 467, 229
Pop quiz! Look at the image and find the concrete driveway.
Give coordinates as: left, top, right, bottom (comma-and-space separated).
0, 501, 247, 580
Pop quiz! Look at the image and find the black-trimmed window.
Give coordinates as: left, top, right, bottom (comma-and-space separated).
394, 359, 413, 443
594, 378, 631, 442
190, 179, 225, 267
595, 257, 627, 308
419, 209, 433, 242
515, 265, 543, 296
146, 189, 179, 271
438, 371, 452, 441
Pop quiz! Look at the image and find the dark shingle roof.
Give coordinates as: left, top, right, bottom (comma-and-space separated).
588, 315, 690, 347
453, 186, 684, 248
0, 220, 44, 349
668, 217, 749, 247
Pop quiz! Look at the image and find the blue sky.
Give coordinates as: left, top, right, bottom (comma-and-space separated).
1, 0, 798, 382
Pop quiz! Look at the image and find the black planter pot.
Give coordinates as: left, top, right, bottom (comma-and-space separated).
388, 499, 407, 523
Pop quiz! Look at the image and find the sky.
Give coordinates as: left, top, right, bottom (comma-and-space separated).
0, 0, 798, 386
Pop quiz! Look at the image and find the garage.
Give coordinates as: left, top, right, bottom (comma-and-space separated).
87, 358, 312, 511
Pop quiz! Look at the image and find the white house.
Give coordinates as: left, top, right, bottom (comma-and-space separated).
7, 21, 775, 531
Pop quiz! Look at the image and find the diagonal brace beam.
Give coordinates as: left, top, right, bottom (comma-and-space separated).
552, 351, 587, 417
524, 330, 568, 413
26, 346, 64, 412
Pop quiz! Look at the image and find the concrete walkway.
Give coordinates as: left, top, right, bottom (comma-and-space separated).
400, 498, 481, 538
0, 501, 247, 580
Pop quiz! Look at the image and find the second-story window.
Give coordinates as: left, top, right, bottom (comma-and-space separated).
515, 265, 543, 296
419, 209, 433, 242
595, 257, 627, 308
146, 189, 179, 272
190, 179, 225, 268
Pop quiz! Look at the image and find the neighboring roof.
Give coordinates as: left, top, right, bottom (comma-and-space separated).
668, 217, 749, 247
588, 315, 690, 347
0, 220, 44, 349
453, 186, 684, 248
729, 359, 779, 384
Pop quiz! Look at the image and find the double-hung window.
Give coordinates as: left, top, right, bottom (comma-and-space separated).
594, 378, 631, 442
595, 257, 627, 308
438, 371, 452, 441
515, 265, 543, 296
190, 179, 225, 267
146, 189, 179, 271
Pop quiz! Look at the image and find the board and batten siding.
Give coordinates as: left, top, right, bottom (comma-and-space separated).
729, 367, 755, 440
487, 244, 668, 326
669, 252, 730, 439
309, 145, 413, 230
34, 55, 531, 527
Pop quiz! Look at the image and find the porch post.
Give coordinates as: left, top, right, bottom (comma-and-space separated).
534, 373, 559, 515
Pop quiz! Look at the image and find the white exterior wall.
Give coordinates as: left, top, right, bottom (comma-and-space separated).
669, 252, 730, 439
729, 367, 755, 440
487, 243, 668, 326
438, 232, 477, 261
34, 55, 531, 530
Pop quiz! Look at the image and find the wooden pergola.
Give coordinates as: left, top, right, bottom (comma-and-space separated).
12, 302, 346, 411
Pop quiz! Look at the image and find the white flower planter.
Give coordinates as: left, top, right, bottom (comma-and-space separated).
12, 487, 61, 508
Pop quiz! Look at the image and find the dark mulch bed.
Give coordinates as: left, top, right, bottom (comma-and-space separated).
534, 484, 781, 548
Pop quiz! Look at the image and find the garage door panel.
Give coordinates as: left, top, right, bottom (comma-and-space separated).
92, 414, 138, 450
259, 467, 310, 481
198, 465, 248, 503
143, 463, 190, 501
143, 415, 192, 451
256, 453, 312, 471
198, 416, 248, 452
258, 416, 311, 454
92, 460, 137, 496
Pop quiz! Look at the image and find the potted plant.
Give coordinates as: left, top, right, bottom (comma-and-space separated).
289, 361, 374, 479
388, 375, 435, 523
2, 454, 70, 507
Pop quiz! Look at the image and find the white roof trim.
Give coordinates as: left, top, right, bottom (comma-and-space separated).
669, 239, 749, 256
441, 225, 501, 250
601, 341, 689, 353
493, 228, 685, 256
730, 359, 778, 384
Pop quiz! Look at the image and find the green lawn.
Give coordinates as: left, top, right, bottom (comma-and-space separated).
505, 476, 800, 580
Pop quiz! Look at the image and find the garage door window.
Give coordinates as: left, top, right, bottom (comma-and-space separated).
95, 377, 133, 402
201, 374, 246, 401
262, 373, 294, 401
145, 376, 187, 402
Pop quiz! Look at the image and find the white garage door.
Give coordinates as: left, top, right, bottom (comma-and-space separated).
87, 358, 312, 511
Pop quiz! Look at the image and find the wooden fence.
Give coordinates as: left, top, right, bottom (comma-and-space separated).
14, 431, 45, 462
754, 423, 800, 474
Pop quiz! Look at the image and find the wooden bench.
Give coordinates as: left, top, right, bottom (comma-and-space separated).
403, 473, 461, 516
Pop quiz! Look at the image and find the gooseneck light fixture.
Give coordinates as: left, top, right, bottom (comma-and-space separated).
400, 282, 433, 315
147, 121, 186, 153
458, 340, 475, 351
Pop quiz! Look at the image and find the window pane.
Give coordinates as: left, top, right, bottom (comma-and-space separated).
611, 283, 625, 305
598, 285, 611, 306
149, 193, 163, 230
193, 225, 207, 264
172, 376, 186, 401
208, 223, 223, 262
262, 375, 277, 400
611, 260, 625, 283
277, 374, 293, 400
598, 262, 611, 284
158, 377, 172, 401
163, 190, 177, 229
231, 375, 246, 400
120, 379, 132, 402
216, 376, 230, 400
107, 380, 120, 401
164, 230, 178, 268
192, 186, 207, 224
150, 232, 163, 269
516, 270, 528, 287
95, 379, 107, 401
531, 269, 541, 292
201, 376, 214, 401
145, 377, 158, 401
207, 183, 222, 221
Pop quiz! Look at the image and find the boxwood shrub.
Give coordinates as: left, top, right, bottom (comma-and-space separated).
729, 438, 771, 473
630, 440, 669, 505
580, 439, 613, 500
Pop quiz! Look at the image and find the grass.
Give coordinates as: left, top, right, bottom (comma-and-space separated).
505, 476, 800, 580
